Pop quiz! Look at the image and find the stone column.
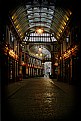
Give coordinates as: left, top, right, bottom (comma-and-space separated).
51, 44, 55, 77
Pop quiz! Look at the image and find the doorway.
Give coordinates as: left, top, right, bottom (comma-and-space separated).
44, 62, 52, 77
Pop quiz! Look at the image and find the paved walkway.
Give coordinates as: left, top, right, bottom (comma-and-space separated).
6, 77, 76, 98
52, 79, 76, 94
3, 77, 80, 121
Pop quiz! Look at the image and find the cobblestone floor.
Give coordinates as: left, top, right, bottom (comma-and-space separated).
2, 77, 79, 121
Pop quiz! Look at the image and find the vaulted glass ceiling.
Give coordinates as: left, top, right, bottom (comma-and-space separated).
10, 0, 72, 41
9, 0, 72, 59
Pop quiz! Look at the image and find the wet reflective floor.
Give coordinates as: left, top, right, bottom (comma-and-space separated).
3, 78, 77, 121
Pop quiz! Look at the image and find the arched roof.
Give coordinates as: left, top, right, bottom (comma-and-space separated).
1, 0, 79, 60
9, 0, 72, 40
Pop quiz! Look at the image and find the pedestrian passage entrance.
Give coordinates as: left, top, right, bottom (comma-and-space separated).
44, 62, 52, 77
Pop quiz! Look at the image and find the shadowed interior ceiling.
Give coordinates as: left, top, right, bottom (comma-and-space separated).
1, 0, 79, 58
8, 0, 73, 58
9, 0, 72, 41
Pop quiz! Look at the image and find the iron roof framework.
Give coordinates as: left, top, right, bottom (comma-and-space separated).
8, 0, 72, 59
10, 0, 72, 41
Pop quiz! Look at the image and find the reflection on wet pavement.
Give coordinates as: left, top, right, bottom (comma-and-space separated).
6, 78, 76, 121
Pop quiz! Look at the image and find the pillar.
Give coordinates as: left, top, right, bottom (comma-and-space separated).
51, 44, 56, 78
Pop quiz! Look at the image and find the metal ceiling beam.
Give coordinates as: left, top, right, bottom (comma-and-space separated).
9, 1, 72, 40
11, 4, 70, 23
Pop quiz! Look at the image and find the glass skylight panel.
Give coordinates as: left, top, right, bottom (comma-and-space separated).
46, 25, 50, 28
30, 37, 32, 41
47, 19, 51, 23
48, 38, 51, 42
42, 37, 44, 42
27, 33, 56, 42
47, 33, 49, 36
34, 18, 39, 21
34, 13, 39, 16
48, 38, 50, 42
25, 3, 55, 35
30, 38, 32, 41
34, 7, 38, 10
44, 37, 46, 42
27, 10, 31, 14
31, 37, 33, 41
28, 15, 32, 19
42, 8, 47, 11
30, 23, 34, 27
41, 33, 43, 36
50, 11, 54, 15
30, 33, 33, 36
24, 36, 28, 41
29, 19, 33, 23
41, 18, 46, 21
41, 23, 45, 26
51, 36, 57, 41
39, 37, 40, 41
35, 23, 40, 26
42, 33, 44, 36
36, 37, 38, 41
31, 33, 33, 36
30, 24, 34, 27
33, 37, 35, 41
41, 13, 46, 16
46, 23, 51, 28
30, 37, 33, 42
55, 38, 57, 41
44, 33, 46, 36
47, 14, 53, 19
34, 33, 36, 36
46, 38, 48, 42
49, 16, 53, 19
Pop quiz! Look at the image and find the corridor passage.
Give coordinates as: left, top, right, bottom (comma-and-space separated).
3, 78, 77, 121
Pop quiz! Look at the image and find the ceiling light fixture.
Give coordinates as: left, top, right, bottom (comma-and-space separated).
38, 47, 42, 51
36, 28, 44, 34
